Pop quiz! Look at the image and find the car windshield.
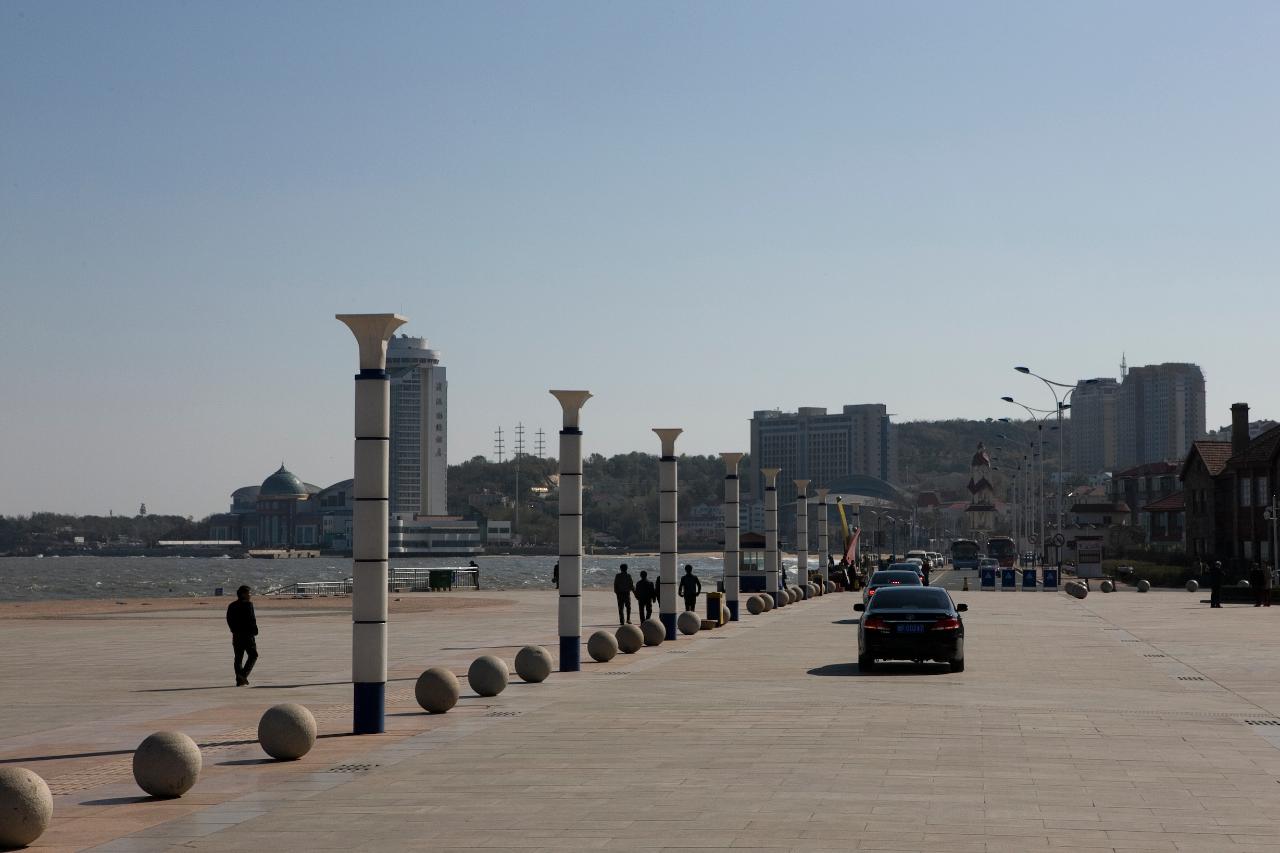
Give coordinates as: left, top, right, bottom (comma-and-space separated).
868, 588, 954, 610
869, 571, 922, 586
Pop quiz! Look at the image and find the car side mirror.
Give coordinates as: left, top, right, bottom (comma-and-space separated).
853, 603, 866, 612
956, 603, 968, 612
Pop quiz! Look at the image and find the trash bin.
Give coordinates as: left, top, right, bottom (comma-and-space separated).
706, 591, 726, 625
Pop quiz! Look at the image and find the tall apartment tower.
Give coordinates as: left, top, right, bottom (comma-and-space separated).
747, 404, 897, 505
1069, 378, 1119, 476
387, 335, 448, 516
1115, 362, 1206, 470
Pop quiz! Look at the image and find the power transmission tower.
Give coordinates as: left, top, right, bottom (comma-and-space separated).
535, 428, 546, 459
513, 423, 526, 539
493, 426, 505, 463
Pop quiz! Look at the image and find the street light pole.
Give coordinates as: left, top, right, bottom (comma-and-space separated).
1015, 367, 1080, 556
1001, 398, 1056, 561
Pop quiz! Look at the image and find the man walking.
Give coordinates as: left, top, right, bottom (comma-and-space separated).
1252, 562, 1265, 606
1210, 561, 1224, 608
679, 564, 702, 613
613, 564, 635, 625
921, 557, 932, 587
226, 585, 258, 686
635, 570, 656, 622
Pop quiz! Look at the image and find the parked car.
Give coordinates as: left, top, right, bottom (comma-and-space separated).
854, 586, 967, 672
862, 569, 923, 603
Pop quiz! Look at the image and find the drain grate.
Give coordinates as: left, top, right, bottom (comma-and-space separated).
1245, 720, 1280, 727
599, 671, 632, 676
1121, 639, 1140, 643
1178, 676, 1206, 681
485, 711, 521, 717
326, 763, 379, 773
1145, 654, 1167, 658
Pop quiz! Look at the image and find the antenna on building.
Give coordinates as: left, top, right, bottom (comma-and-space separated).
1120, 353, 1128, 379
535, 428, 546, 458
493, 426, 505, 463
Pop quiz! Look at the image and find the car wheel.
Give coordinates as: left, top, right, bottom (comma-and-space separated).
949, 657, 965, 673
858, 653, 875, 672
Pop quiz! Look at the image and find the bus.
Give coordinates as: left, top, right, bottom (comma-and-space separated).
950, 539, 981, 569
987, 536, 1018, 568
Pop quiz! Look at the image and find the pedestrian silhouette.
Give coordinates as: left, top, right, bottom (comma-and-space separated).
1210, 560, 1224, 608
226, 585, 258, 686
635, 570, 656, 622
679, 564, 701, 613
613, 564, 635, 624
552, 561, 559, 589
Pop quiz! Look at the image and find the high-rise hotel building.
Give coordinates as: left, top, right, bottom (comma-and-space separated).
1068, 378, 1119, 475
1115, 362, 1206, 471
387, 335, 448, 516
747, 404, 897, 505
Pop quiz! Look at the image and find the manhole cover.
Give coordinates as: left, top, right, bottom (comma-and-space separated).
326, 763, 379, 772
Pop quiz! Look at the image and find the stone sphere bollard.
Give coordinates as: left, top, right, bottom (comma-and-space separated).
746, 595, 764, 615
1137, 579, 1151, 593
415, 666, 460, 714
1239, 579, 1251, 588
468, 655, 509, 697
1186, 579, 1199, 593
616, 623, 644, 653
828, 581, 837, 593
588, 630, 619, 662
258, 703, 317, 761
677, 611, 701, 635
514, 645, 553, 682
0, 767, 53, 848
1100, 579, 1115, 593
761, 593, 774, 611
790, 587, 800, 603
133, 731, 201, 798
1065, 581, 1088, 600
641, 617, 665, 646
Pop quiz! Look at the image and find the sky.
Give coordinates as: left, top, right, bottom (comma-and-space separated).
2, 1, 1277, 517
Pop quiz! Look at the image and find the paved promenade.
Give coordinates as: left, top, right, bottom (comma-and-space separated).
5, 585, 1280, 851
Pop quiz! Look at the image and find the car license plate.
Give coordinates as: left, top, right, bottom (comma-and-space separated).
895, 624, 925, 633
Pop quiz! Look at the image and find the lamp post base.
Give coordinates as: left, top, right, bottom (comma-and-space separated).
353, 682, 385, 734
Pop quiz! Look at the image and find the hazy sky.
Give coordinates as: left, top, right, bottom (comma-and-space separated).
2, 1, 1277, 517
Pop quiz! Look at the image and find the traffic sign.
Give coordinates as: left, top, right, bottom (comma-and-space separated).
1053, 533, 1065, 547
1029, 533, 1038, 545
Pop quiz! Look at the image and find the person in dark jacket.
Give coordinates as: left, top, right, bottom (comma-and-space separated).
226, 585, 259, 686
552, 562, 559, 589
921, 558, 932, 587
1209, 561, 1224, 608
679, 564, 701, 612
634, 570, 656, 622
613, 564, 635, 624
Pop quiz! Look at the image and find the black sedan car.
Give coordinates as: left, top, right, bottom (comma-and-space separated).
854, 586, 966, 672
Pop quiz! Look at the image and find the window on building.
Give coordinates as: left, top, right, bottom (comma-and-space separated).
1244, 540, 1254, 559
1241, 477, 1253, 508
1258, 476, 1270, 508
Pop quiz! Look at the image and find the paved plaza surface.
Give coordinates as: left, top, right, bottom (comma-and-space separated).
6, 581, 1280, 851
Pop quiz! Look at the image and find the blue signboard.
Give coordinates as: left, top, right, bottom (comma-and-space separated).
1042, 567, 1059, 590
1000, 568, 1017, 589
979, 567, 996, 589
1022, 567, 1037, 589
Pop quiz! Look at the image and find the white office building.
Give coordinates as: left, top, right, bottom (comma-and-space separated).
387, 335, 448, 516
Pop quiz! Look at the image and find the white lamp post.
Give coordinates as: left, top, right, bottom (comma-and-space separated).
551, 390, 591, 671
655, 428, 682, 640
816, 488, 830, 589
794, 480, 810, 597
721, 452, 744, 620
337, 312, 407, 734
762, 468, 781, 607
